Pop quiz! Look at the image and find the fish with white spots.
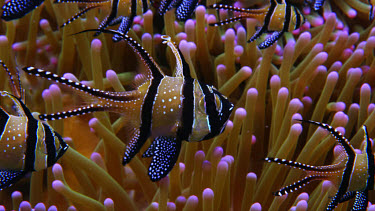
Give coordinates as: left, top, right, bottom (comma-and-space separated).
0, 61, 68, 190
22, 31, 233, 181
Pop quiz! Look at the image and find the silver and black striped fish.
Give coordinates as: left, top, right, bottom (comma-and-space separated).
265, 120, 374, 210
0, 61, 68, 190
1, 0, 44, 21
22, 30, 233, 181
209, 0, 305, 49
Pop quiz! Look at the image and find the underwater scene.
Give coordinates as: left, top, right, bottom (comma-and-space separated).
0, 0, 375, 210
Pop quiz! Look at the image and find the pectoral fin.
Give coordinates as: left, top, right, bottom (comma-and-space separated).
144, 136, 181, 182
0, 169, 27, 190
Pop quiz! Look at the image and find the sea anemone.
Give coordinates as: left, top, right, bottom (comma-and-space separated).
1, 0, 375, 210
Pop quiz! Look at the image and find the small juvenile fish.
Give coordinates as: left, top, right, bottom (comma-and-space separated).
209, 0, 305, 49
0, 61, 68, 190
265, 120, 374, 211
1, 0, 44, 21
22, 30, 233, 181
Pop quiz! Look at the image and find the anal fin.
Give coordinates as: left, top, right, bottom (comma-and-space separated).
144, 136, 181, 182
0, 169, 27, 190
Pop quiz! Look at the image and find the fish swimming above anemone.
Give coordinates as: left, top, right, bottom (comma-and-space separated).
54, 0, 147, 41
22, 31, 234, 182
265, 120, 374, 211
56, 0, 201, 41
0, 61, 68, 190
156, 0, 200, 21
1, 0, 44, 21
209, 0, 305, 49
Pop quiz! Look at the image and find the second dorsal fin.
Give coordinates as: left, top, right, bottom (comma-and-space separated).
161, 35, 192, 79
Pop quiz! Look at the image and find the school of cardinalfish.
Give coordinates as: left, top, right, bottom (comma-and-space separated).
1, 0, 375, 210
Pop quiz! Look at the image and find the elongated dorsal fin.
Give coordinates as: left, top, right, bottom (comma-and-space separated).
0, 91, 28, 117
161, 35, 191, 79
0, 61, 23, 100
74, 29, 165, 79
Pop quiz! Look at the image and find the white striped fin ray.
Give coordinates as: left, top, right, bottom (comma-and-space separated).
264, 157, 344, 172
208, 4, 267, 13
21, 67, 135, 101
296, 119, 355, 155
60, 5, 99, 28
38, 104, 106, 120
273, 175, 327, 196
209, 16, 248, 26
208, 3, 269, 27
0, 60, 23, 100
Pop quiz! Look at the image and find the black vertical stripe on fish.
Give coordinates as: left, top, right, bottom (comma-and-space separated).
43, 124, 57, 167
109, 0, 120, 20
178, 48, 191, 78
1, 0, 44, 21
263, 0, 278, 30
177, 78, 194, 141
139, 78, 162, 141
22, 105, 38, 172
293, 6, 301, 30
283, 2, 292, 32
0, 108, 9, 140
141, 0, 148, 13
54, 131, 68, 160
248, 0, 277, 43
123, 77, 163, 165
273, 175, 325, 196
198, 81, 220, 140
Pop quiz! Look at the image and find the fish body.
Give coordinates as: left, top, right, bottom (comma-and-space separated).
1, 0, 44, 21
0, 61, 68, 190
265, 120, 374, 210
209, 0, 305, 49
23, 32, 233, 181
